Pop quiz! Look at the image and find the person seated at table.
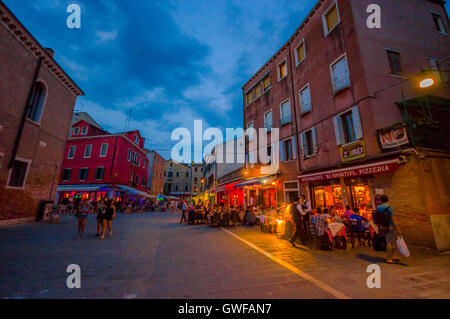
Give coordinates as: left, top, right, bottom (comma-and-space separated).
329, 206, 343, 224
342, 205, 353, 221
350, 208, 368, 232
311, 207, 328, 236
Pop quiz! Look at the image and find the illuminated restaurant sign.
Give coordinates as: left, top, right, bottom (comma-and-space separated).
340, 140, 366, 162
378, 127, 409, 149
298, 159, 399, 183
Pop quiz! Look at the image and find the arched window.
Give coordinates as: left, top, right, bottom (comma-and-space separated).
26, 81, 47, 123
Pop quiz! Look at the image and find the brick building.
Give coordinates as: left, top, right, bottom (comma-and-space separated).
146, 150, 165, 196
243, 0, 450, 247
190, 163, 204, 196
57, 117, 150, 201
0, 2, 84, 223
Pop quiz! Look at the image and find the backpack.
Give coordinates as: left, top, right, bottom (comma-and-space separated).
373, 206, 391, 228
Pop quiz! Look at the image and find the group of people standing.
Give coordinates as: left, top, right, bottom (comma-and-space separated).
288, 194, 402, 264
71, 198, 116, 239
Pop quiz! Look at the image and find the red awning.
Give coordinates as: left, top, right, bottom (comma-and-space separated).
298, 158, 399, 183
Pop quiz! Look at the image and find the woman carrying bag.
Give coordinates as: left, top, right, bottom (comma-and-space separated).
375, 195, 408, 264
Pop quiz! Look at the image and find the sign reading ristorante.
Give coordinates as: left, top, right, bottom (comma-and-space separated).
298, 159, 399, 183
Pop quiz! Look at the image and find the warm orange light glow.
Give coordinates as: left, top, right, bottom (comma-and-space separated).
420, 78, 435, 88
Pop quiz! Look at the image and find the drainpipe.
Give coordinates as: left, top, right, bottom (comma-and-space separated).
9, 56, 43, 169
287, 44, 302, 174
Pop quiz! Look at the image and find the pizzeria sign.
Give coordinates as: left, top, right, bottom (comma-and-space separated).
298, 159, 399, 183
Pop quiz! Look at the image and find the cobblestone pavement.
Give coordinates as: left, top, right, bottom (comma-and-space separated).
0, 212, 448, 299
227, 226, 450, 299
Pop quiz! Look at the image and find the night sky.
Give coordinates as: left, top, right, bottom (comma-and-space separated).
4, 0, 449, 161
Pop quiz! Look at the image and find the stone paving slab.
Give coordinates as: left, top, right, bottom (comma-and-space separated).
226, 225, 450, 299
0, 213, 334, 299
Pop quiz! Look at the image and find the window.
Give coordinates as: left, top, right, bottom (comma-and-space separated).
323, 1, 340, 35
263, 74, 272, 90
79, 168, 88, 181
195, 167, 198, 172
431, 12, 447, 34
62, 168, 72, 181
247, 121, 254, 141
186, 171, 189, 177
7, 159, 31, 188
301, 128, 317, 157
81, 127, 88, 135
167, 171, 173, 178
100, 143, 108, 157
134, 135, 140, 144
333, 106, 363, 146
386, 49, 402, 75
280, 137, 296, 162
330, 54, 350, 92
299, 84, 312, 114
184, 185, 188, 192
295, 40, 306, 66
246, 89, 254, 106
427, 57, 446, 83
73, 127, 80, 135
94, 167, 104, 180
68, 146, 76, 159
175, 185, 179, 192
280, 100, 292, 125
127, 149, 132, 161
194, 177, 198, 182
255, 82, 262, 97
176, 171, 180, 177
84, 145, 92, 158
141, 177, 146, 185
264, 111, 273, 131
278, 59, 288, 80
26, 82, 46, 123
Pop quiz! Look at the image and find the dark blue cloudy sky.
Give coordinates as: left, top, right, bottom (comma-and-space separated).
5, 1, 450, 161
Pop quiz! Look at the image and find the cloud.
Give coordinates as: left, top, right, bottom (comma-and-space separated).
95, 30, 118, 43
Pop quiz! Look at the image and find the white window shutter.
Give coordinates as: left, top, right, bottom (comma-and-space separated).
292, 136, 297, 160
352, 106, 364, 139
312, 127, 318, 154
333, 116, 343, 146
279, 140, 286, 162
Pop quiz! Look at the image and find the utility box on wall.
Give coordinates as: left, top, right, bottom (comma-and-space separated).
430, 214, 450, 252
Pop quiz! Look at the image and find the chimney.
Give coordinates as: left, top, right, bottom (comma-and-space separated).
45, 48, 54, 58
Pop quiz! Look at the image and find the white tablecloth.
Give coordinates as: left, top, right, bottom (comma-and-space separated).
327, 223, 345, 237
364, 221, 379, 234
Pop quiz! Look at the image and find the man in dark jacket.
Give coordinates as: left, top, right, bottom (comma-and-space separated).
288, 198, 302, 247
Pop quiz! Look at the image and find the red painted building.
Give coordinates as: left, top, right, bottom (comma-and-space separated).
243, 0, 450, 248
57, 117, 151, 202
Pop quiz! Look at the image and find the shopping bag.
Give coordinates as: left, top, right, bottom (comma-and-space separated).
396, 235, 410, 257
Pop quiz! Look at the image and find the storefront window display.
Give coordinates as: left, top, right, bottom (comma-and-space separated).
312, 184, 345, 214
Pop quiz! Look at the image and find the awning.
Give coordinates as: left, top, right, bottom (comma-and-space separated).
116, 185, 152, 198
298, 158, 399, 183
57, 184, 111, 192
234, 174, 278, 188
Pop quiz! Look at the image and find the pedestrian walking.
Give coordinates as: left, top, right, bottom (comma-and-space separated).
76, 198, 90, 237
102, 200, 117, 238
96, 199, 106, 238
298, 194, 312, 243
288, 198, 302, 247
375, 195, 402, 264
180, 200, 187, 223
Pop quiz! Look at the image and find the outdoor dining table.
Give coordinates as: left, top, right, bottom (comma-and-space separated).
364, 221, 379, 236
325, 222, 347, 243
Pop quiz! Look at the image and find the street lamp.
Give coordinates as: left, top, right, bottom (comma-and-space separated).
419, 77, 435, 88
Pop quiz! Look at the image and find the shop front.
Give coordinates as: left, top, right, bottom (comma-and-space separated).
299, 158, 400, 219
235, 174, 278, 209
